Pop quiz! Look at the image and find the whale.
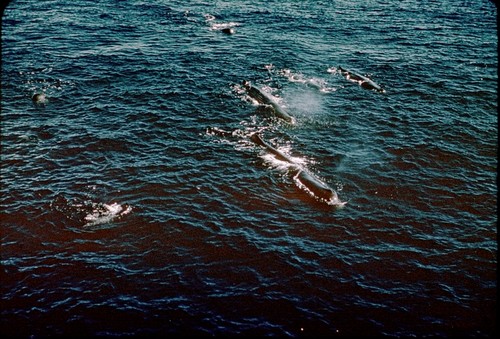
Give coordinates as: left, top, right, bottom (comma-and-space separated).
208, 129, 344, 205
293, 169, 340, 202
243, 81, 296, 124
250, 133, 343, 204
32, 93, 47, 105
221, 27, 235, 34
338, 66, 385, 93
249, 133, 295, 163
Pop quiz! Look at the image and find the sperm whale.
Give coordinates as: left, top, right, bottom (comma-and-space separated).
338, 66, 385, 93
250, 133, 343, 204
32, 93, 47, 105
249, 133, 295, 163
243, 81, 296, 124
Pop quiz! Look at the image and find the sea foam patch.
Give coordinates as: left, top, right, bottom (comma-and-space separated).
84, 202, 132, 227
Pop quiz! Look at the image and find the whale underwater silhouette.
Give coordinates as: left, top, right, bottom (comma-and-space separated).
338, 66, 385, 93
242, 81, 296, 124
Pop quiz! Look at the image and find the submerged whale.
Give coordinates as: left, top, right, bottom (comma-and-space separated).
243, 81, 296, 124
338, 66, 385, 93
250, 133, 344, 204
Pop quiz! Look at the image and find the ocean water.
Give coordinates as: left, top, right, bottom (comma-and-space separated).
1, 0, 497, 337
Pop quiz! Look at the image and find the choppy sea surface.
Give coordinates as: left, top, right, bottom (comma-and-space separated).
1, 0, 497, 337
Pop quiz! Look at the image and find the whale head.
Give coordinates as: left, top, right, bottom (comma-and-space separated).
32, 93, 47, 105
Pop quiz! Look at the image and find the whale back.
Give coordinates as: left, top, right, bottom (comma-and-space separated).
250, 133, 294, 163
338, 66, 384, 93
294, 170, 337, 201
243, 81, 295, 123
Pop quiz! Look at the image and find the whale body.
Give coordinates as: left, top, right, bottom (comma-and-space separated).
249, 133, 295, 163
293, 169, 339, 202
243, 81, 296, 124
338, 66, 385, 93
250, 133, 342, 204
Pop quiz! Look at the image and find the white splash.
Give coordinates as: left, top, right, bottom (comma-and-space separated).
279, 69, 337, 93
204, 13, 240, 31
327, 66, 339, 74
84, 202, 132, 227
210, 22, 239, 30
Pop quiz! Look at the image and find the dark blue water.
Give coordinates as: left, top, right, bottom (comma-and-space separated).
1, 0, 497, 337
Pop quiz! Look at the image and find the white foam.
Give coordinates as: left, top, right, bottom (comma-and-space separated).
84, 202, 132, 227
279, 68, 337, 92
204, 13, 240, 31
